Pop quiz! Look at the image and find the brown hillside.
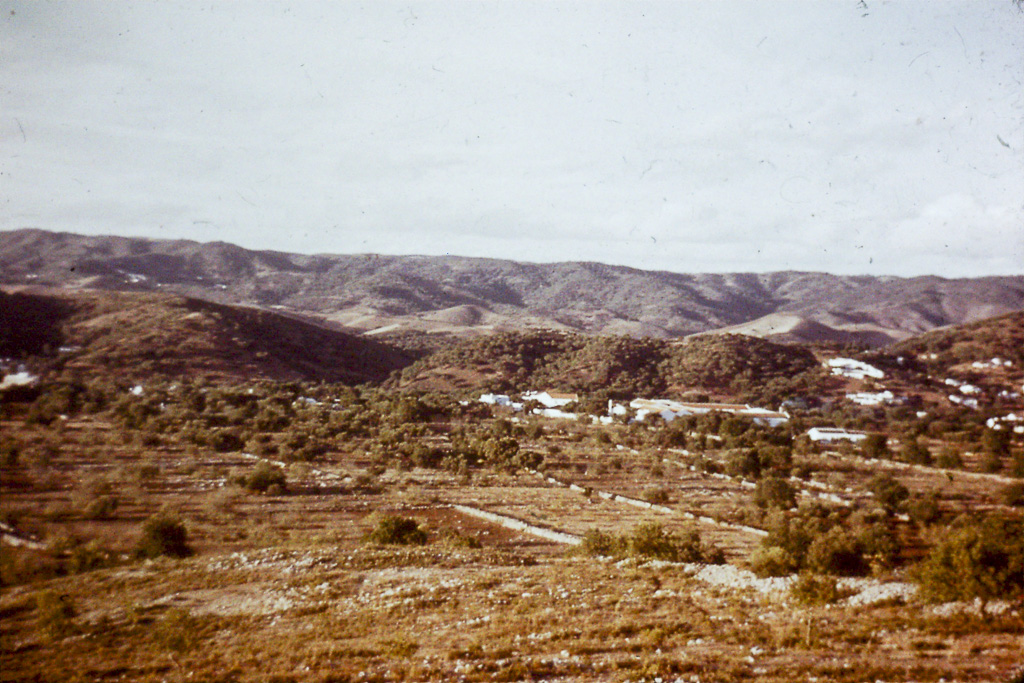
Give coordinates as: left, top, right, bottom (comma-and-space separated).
0, 288, 415, 384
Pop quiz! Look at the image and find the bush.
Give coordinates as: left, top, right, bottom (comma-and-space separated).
754, 477, 796, 510
579, 528, 627, 557
935, 446, 963, 469
364, 515, 428, 546
860, 433, 889, 459
1002, 483, 1024, 507
242, 461, 287, 494
136, 512, 192, 559
906, 491, 942, 526
806, 526, 867, 576
749, 545, 798, 577
900, 439, 932, 466
912, 514, 1024, 608
578, 523, 723, 564
641, 486, 672, 504
866, 473, 909, 514
789, 573, 843, 606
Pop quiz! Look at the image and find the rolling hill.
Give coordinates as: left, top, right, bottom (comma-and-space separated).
0, 288, 415, 384
3, 228, 1022, 345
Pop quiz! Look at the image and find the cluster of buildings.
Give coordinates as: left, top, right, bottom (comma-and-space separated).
478, 391, 790, 427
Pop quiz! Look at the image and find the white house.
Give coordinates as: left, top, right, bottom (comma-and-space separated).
846, 390, 895, 406
827, 358, 885, 380
807, 427, 868, 443
522, 391, 579, 409
629, 398, 789, 427
479, 394, 524, 411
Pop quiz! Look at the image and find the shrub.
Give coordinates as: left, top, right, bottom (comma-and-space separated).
641, 486, 672, 504
789, 573, 843, 606
806, 526, 867, 576
935, 446, 963, 469
860, 433, 889, 459
1002, 482, 1024, 507
754, 477, 796, 510
578, 523, 723, 564
900, 439, 932, 466
906, 491, 942, 526
364, 515, 427, 546
866, 473, 909, 514
579, 528, 627, 557
912, 513, 1024, 609
242, 461, 287, 494
83, 494, 119, 520
136, 512, 192, 559
749, 545, 797, 577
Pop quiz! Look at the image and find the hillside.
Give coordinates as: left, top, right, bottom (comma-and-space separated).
892, 310, 1024, 368
393, 329, 829, 407
3, 229, 1023, 344
0, 288, 415, 384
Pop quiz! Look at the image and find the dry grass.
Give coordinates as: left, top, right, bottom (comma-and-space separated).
2, 417, 1022, 682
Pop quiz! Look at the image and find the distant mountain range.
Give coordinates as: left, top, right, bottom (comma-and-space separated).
3, 228, 1023, 345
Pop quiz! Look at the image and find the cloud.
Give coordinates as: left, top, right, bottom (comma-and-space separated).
1, 1, 1021, 276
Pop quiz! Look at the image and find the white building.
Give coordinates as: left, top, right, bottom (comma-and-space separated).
846, 390, 895, 406
479, 394, 524, 411
807, 427, 868, 443
827, 358, 885, 380
629, 398, 789, 427
522, 391, 579, 409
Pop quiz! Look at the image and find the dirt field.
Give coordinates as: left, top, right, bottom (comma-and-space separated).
2, 416, 1023, 683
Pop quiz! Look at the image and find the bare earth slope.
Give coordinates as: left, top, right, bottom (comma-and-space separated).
3, 228, 1022, 344
0, 288, 415, 384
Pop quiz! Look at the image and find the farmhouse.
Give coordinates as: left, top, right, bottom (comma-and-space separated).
827, 358, 884, 380
629, 398, 789, 427
846, 390, 896, 406
522, 391, 579, 409
479, 394, 524, 411
806, 427, 868, 443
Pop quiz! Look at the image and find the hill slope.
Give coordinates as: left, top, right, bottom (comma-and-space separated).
3, 228, 1023, 344
0, 288, 415, 384
392, 329, 830, 406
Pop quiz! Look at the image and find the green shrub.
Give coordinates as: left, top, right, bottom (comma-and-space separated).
364, 515, 427, 546
900, 439, 932, 466
242, 461, 287, 494
136, 512, 192, 558
906, 491, 942, 526
579, 528, 627, 557
749, 545, 798, 577
806, 526, 867, 576
754, 477, 796, 510
860, 433, 889, 459
912, 514, 1024, 608
641, 486, 672, 504
866, 472, 909, 514
789, 573, 844, 606
578, 523, 723, 564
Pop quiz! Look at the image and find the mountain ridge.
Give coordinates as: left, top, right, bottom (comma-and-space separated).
3, 228, 1022, 345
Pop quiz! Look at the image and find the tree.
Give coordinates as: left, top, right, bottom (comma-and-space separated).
365, 515, 427, 545
912, 514, 1024, 613
860, 433, 889, 459
136, 512, 192, 558
754, 477, 796, 510
867, 473, 909, 514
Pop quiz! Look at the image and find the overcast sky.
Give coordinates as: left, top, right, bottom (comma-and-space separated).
2, 1, 1022, 277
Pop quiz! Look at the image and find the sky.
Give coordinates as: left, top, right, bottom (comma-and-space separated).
1, 1, 1022, 277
